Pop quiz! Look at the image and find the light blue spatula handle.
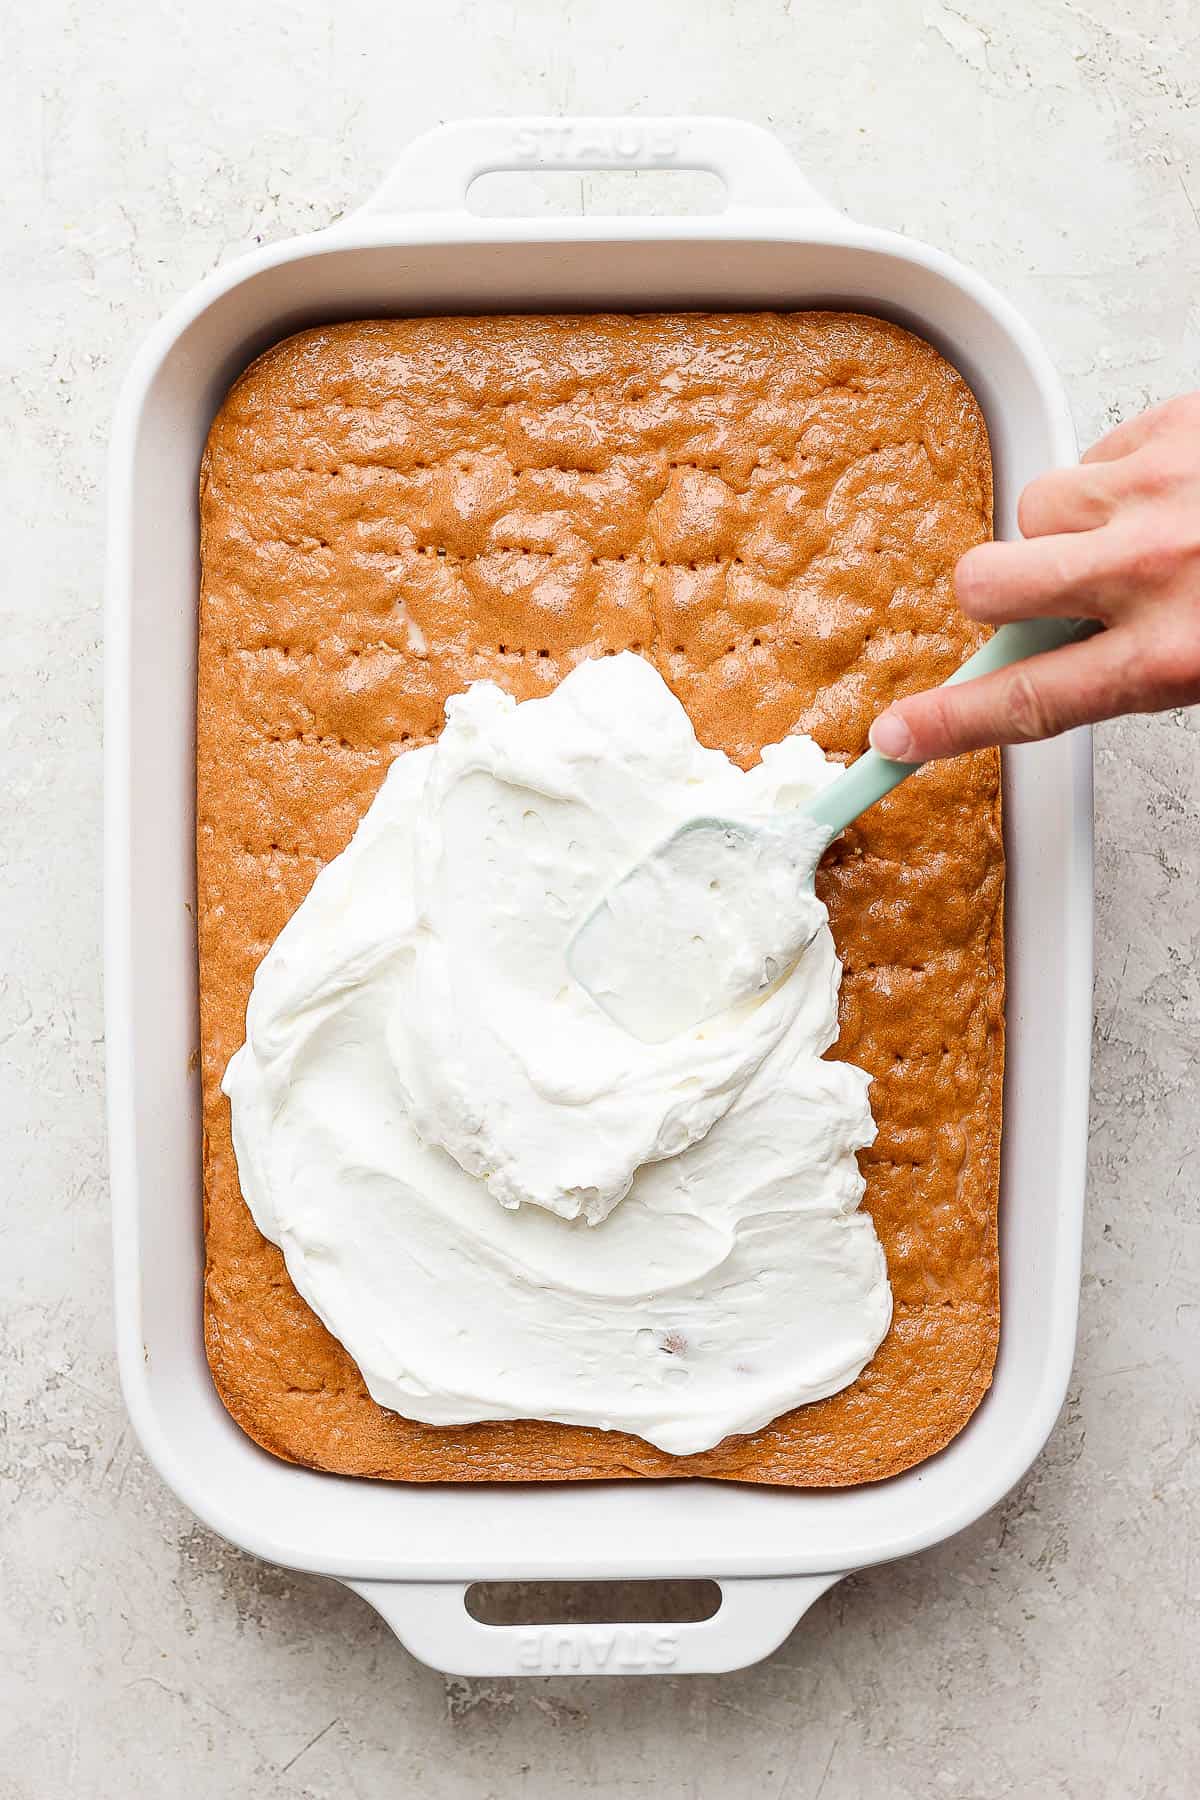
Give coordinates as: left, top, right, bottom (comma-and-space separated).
804, 616, 1100, 840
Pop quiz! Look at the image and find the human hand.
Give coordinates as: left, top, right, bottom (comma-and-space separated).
868, 394, 1200, 761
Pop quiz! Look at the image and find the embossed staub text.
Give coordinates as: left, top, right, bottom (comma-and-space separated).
515, 1627, 680, 1673
510, 123, 680, 166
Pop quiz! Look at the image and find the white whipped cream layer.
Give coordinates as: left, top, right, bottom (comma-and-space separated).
223, 654, 891, 1454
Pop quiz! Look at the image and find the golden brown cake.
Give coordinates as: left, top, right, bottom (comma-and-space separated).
197, 313, 1002, 1485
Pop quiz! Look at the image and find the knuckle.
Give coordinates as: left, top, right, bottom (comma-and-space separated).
1115, 530, 1187, 586
1128, 450, 1171, 497
1021, 468, 1120, 535
1040, 538, 1087, 593
1078, 470, 1120, 525
1002, 667, 1059, 742
1017, 469, 1110, 537
1100, 517, 1171, 585
1123, 445, 1188, 501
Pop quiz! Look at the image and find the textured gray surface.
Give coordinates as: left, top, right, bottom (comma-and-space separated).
2, 0, 1198, 1793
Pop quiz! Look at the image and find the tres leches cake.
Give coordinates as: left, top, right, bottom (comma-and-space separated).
198, 312, 1003, 1485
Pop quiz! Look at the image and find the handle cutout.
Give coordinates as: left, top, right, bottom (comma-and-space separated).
465, 1578, 722, 1627
466, 167, 727, 219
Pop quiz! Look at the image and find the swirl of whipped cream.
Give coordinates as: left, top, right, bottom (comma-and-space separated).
224, 654, 891, 1454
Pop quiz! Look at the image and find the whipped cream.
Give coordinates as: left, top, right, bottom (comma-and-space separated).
223, 654, 891, 1454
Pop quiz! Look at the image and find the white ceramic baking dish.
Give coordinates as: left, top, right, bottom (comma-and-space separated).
106, 117, 1092, 1678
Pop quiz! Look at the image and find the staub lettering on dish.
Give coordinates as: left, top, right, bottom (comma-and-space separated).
515, 1627, 680, 1673
511, 124, 679, 165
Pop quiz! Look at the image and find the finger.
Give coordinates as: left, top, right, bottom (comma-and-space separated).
1081, 415, 1156, 465
868, 627, 1141, 760
954, 533, 1117, 624
1080, 395, 1193, 464
1017, 463, 1122, 537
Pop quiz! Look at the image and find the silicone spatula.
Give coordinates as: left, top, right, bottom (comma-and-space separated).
567, 616, 1097, 1043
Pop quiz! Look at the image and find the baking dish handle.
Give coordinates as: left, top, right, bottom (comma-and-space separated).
351, 116, 838, 220
343, 1572, 844, 1677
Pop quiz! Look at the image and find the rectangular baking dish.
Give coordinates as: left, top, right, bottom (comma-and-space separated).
106, 117, 1092, 1678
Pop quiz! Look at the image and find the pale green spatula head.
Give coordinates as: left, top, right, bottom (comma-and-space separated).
568, 616, 1098, 1040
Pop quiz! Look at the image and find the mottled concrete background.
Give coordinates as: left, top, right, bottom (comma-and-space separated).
3, 1, 1198, 1794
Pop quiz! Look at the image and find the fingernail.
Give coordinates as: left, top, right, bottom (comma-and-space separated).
869, 710, 915, 761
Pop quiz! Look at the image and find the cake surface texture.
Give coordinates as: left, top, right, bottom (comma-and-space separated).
197, 312, 1003, 1485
